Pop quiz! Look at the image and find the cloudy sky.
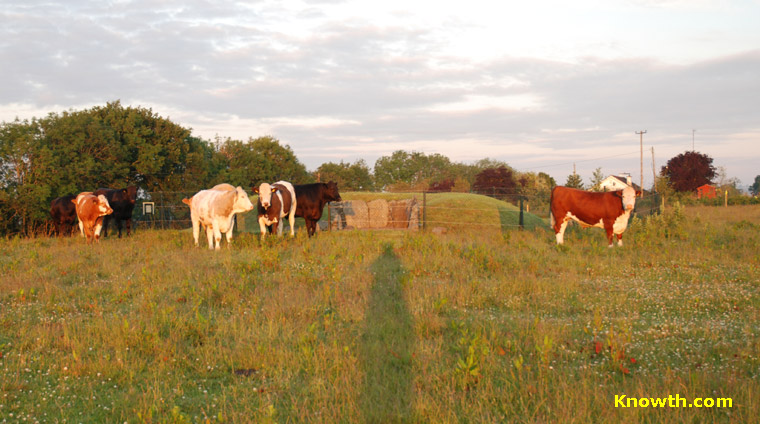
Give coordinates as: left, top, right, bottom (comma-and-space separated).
2, 0, 759, 189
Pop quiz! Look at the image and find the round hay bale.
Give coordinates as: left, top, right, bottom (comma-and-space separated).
344, 200, 369, 229
368, 199, 389, 228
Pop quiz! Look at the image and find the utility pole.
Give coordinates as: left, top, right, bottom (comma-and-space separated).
636, 130, 647, 197
651, 147, 656, 193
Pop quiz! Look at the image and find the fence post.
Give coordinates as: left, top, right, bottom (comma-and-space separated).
160, 192, 165, 230
422, 191, 427, 231
519, 196, 524, 229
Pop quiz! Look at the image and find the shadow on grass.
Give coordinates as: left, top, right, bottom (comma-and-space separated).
361, 244, 414, 423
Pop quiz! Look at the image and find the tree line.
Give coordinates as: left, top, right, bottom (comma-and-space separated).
1, 102, 749, 235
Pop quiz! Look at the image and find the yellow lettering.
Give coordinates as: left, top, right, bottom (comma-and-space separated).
615, 395, 627, 408
717, 398, 732, 408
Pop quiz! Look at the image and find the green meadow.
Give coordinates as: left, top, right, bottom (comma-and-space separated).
1, 197, 759, 423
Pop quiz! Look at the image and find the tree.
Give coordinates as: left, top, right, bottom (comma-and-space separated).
751, 175, 760, 196
565, 171, 584, 189
216, 136, 311, 188
660, 151, 716, 192
589, 167, 605, 191
373, 150, 453, 189
472, 166, 517, 200
314, 160, 374, 191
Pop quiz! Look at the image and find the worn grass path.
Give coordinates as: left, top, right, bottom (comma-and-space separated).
361, 244, 414, 423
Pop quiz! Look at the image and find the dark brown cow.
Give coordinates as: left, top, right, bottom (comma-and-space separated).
93, 186, 137, 238
294, 182, 341, 237
50, 194, 77, 236
550, 185, 640, 247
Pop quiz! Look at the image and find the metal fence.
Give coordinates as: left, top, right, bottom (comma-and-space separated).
132, 190, 661, 234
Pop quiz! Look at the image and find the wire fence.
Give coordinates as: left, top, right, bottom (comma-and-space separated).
131, 189, 662, 234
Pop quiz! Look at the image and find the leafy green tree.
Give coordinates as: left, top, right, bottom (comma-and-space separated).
751, 175, 760, 196
314, 160, 374, 191
90, 101, 194, 191
217, 136, 311, 188
0, 118, 51, 234
373, 150, 453, 189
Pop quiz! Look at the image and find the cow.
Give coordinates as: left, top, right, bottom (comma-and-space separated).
550, 185, 640, 247
72, 192, 113, 244
93, 186, 138, 238
50, 194, 77, 236
253, 181, 297, 240
294, 182, 342, 237
181, 185, 254, 250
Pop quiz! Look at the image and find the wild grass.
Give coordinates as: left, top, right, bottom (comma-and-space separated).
1, 203, 759, 423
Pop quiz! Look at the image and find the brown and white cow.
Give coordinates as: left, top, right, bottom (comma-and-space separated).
253, 181, 297, 240
550, 185, 640, 247
181, 185, 255, 250
72, 192, 113, 244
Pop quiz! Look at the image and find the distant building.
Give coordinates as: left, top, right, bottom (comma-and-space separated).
697, 184, 716, 199
598, 174, 641, 192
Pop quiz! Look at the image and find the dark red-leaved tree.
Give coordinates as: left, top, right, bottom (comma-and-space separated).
428, 179, 455, 192
661, 151, 716, 192
472, 166, 517, 200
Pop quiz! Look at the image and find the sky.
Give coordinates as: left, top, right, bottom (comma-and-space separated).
1, 0, 759, 190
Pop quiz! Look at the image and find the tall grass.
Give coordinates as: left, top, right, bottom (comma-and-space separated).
1, 204, 758, 422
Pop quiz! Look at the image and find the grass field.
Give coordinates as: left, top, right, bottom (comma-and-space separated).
1, 201, 759, 423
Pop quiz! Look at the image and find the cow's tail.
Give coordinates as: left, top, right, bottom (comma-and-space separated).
548, 187, 555, 229
182, 197, 192, 206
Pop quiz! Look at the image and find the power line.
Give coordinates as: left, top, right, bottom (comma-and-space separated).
515, 150, 641, 172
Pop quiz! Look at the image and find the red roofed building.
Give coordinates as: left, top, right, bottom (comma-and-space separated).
697, 184, 716, 199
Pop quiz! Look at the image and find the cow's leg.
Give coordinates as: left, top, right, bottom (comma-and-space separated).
307, 219, 317, 237
126, 218, 132, 236
275, 219, 283, 237
551, 212, 564, 244
616, 233, 623, 247
205, 225, 215, 250
287, 208, 296, 237
212, 226, 223, 250
94, 217, 104, 242
604, 222, 615, 248
78, 219, 85, 237
225, 217, 235, 248
116, 219, 123, 238
191, 216, 201, 247
101, 216, 109, 237
258, 216, 268, 241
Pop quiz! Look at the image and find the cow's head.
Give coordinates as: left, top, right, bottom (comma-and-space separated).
253, 183, 277, 209
125, 186, 138, 204
233, 186, 255, 212
325, 181, 342, 202
96, 195, 114, 216
616, 186, 638, 211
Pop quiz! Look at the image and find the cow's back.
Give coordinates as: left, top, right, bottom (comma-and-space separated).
552, 187, 621, 224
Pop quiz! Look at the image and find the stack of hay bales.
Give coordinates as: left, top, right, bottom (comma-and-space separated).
329, 197, 419, 230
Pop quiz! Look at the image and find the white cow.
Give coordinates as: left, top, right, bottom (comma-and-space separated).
182, 185, 254, 250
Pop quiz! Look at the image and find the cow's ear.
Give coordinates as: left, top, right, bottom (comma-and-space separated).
271, 187, 276, 193
636, 190, 642, 197
253, 187, 259, 194
122, 189, 127, 194
614, 191, 623, 198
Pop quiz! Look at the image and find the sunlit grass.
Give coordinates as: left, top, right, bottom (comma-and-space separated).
1, 204, 758, 422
